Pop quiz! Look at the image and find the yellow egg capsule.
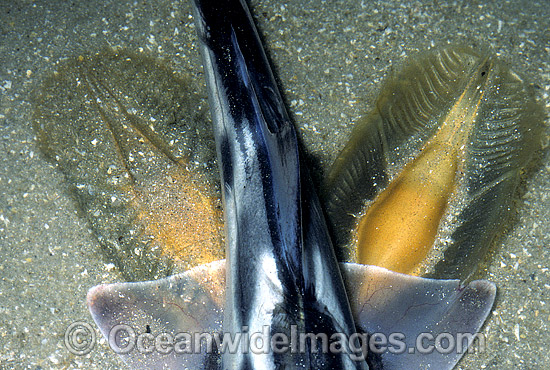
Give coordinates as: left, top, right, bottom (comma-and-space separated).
324, 45, 543, 280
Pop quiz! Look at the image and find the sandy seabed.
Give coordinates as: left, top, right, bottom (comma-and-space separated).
1, 0, 548, 368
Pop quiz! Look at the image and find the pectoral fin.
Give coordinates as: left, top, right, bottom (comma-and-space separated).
88, 261, 495, 370
342, 263, 496, 370
87, 261, 225, 370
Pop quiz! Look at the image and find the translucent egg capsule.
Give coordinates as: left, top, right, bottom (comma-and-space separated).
324, 45, 544, 280
32, 50, 224, 281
